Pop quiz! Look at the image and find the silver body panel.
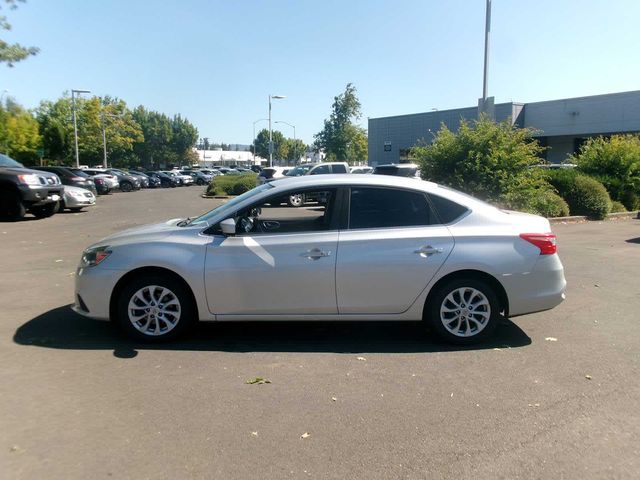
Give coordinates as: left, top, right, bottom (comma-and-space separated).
74, 175, 566, 323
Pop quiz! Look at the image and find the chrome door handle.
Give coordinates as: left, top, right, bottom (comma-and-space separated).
301, 248, 331, 260
414, 245, 443, 257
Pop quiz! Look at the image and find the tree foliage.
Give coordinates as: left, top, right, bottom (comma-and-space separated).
0, 97, 41, 162
413, 116, 554, 212
1, 0, 38, 67
314, 83, 368, 164
571, 135, 640, 210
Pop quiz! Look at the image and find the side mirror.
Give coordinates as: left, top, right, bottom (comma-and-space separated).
220, 218, 236, 236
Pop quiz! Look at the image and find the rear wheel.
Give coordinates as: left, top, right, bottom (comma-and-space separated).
115, 273, 195, 342
31, 202, 57, 218
426, 278, 500, 345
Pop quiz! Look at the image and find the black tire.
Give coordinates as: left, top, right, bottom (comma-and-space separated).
196, 178, 205, 186
70, 207, 83, 212
425, 278, 500, 345
115, 273, 196, 342
287, 193, 305, 208
57, 200, 66, 213
1, 190, 26, 220
31, 202, 57, 219
120, 181, 133, 192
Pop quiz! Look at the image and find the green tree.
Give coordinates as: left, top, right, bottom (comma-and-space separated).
285, 138, 307, 164
253, 129, 286, 163
314, 83, 368, 164
412, 116, 554, 212
171, 114, 199, 163
0, 97, 41, 162
132, 106, 174, 169
571, 135, 640, 210
1, 0, 38, 67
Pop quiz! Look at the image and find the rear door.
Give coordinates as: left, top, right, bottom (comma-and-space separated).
336, 187, 454, 314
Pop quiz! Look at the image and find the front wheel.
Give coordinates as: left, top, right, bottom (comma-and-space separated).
115, 274, 195, 342
120, 181, 133, 192
0, 191, 26, 220
426, 278, 500, 345
287, 193, 305, 208
31, 202, 57, 218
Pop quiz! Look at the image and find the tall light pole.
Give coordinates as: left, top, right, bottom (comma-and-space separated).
268, 94, 286, 167
482, 0, 491, 102
275, 121, 296, 165
252, 118, 268, 166
71, 89, 91, 168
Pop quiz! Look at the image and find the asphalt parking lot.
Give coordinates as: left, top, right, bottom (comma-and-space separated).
1, 187, 639, 479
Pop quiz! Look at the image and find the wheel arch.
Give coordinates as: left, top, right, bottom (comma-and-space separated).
423, 269, 509, 319
109, 266, 199, 322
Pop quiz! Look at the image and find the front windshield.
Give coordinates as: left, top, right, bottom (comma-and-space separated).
187, 183, 273, 226
285, 165, 312, 176
0, 153, 24, 168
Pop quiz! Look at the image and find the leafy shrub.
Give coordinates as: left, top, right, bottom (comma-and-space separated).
565, 175, 611, 219
572, 135, 640, 210
529, 191, 570, 218
206, 174, 257, 196
413, 117, 555, 210
610, 201, 627, 213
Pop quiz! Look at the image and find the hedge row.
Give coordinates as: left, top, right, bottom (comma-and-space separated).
205, 174, 257, 196
545, 169, 612, 219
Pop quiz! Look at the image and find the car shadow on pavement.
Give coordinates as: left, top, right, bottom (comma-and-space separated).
14, 305, 532, 358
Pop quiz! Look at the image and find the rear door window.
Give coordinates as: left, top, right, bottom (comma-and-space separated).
331, 164, 347, 173
349, 187, 438, 229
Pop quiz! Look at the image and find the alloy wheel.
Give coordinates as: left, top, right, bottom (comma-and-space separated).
127, 285, 182, 336
439, 287, 491, 337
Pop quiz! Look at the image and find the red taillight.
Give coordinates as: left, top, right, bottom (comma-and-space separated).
520, 233, 557, 255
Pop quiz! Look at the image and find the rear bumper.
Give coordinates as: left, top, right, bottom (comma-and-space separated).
504, 254, 566, 317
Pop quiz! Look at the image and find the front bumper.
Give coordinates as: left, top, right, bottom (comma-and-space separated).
19, 185, 63, 207
74, 266, 125, 320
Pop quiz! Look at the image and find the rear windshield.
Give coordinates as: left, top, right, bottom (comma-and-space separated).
374, 165, 417, 177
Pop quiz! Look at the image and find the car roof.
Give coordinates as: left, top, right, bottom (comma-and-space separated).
268, 174, 494, 211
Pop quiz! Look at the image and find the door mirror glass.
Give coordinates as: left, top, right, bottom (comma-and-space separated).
220, 218, 236, 236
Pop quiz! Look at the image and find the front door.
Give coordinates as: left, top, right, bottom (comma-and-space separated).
204, 187, 340, 315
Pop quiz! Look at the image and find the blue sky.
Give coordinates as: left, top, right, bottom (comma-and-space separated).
3, 0, 640, 144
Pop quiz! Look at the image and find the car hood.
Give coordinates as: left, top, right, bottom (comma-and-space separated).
93, 218, 184, 247
1, 166, 60, 179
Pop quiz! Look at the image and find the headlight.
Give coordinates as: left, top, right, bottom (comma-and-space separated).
80, 245, 112, 267
18, 174, 41, 185
70, 191, 85, 198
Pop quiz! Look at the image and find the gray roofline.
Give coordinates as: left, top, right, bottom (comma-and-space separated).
368, 102, 516, 121
523, 89, 640, 107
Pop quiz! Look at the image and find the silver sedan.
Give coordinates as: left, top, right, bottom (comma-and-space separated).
73, 175, 566, 344
59, 185, 96, 212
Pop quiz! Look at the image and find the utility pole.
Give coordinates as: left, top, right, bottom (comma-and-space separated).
478, 0, 495, 120
71, 89, 91, 168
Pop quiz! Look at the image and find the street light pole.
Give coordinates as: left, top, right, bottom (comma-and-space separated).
268, 94, 286, 167
275, 121, 296, 165
252, 118, 268, 166
71, 89, 90, 168
482, 0, 491, 102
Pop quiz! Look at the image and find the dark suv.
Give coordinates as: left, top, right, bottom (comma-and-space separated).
0, 154, 64, 220
35, 166, 97, 195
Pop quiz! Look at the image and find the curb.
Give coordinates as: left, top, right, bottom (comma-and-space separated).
201, 195, 234, 199
549, 211, 639, 224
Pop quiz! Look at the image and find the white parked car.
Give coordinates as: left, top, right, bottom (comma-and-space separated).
257, 167, 288, 185
73, 175, 566, 344
81, 169, 119, 189
58, 185, 96, 212
162, 170, 194, 186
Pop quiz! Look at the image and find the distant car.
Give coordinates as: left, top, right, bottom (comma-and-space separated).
182, 170, 212, 186
58, 185, 96, 212
91, 176, 110, 195
0, 154, 64, 220
199, 169, 220, 177
162, 170, 191, 186
128, 170, 160, 188
111, 168, 149, 188
531, 163, 577, 169
73, 174, 566, 344
350, 166, 373, 174
250, 165, 263, 173
373, 164, 420, 178
257, 167, 288, 185
147, 171, 178, 188
84, 168, 140, 192
285, 162, 349, 177
35, 166, 97, 195
79, 168, 119, 190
